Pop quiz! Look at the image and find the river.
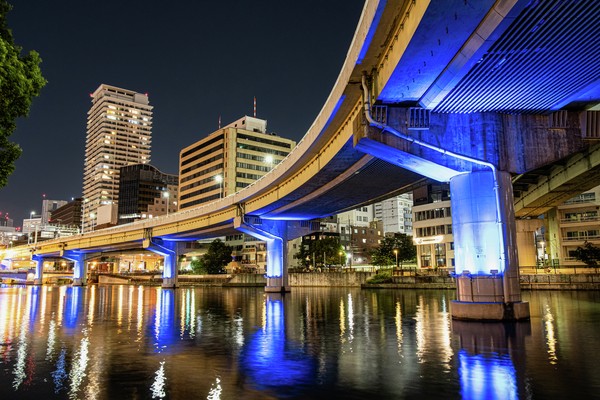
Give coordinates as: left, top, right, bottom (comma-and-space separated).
0, 284, 598, 399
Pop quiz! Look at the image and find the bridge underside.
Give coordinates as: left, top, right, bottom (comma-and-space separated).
514, 143, 600, 218
255, 139, 424, 219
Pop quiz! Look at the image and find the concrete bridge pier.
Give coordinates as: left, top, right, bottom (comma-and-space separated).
63, 250, 87, 286
32, 255, 44, 285
235, 217, 290, 293
449, 170, 529, 321
146, 239, 180, 288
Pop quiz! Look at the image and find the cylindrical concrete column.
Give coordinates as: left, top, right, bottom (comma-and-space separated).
33, 258, 43, 285
72, 259, 87, 286
450, 169, 529, 320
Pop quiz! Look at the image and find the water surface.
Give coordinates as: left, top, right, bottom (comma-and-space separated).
0, 285, 598, 399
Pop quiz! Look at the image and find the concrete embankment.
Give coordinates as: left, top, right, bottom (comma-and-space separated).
519, 273, 600, 290
95, 272, 600, 290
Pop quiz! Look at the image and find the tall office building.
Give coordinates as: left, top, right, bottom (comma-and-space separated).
117, 164, 178, 224
82, 84, 153, 230
42, 199, 68, 224
178, 116, 295, 209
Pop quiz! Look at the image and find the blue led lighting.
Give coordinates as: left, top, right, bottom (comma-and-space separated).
355, 137, 462, 182
235, 221, 285, 279
62, 251, 86, 280
356, 1, 386, 65
451, 171, 505, 275
152, 289, 177, 352
64, 287, 82, 328
28, 286, 40, 325
458, 349, 517, 400
32, 256, 44, 280
146, 241, 177, 279
240, 297, 315, 391
320, 95, 346, 135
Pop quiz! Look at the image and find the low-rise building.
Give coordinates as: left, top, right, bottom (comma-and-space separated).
546, 185, 600, 267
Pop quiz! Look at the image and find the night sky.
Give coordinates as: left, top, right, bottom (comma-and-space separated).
1, 0, 365, 226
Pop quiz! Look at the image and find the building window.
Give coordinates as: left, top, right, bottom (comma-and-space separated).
421, 246, 432, 268
435, 243, 446, 267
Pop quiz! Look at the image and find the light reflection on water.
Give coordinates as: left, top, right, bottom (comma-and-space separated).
0, 285, 598, 399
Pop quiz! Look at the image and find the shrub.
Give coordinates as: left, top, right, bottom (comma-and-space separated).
366, 271, 393, 284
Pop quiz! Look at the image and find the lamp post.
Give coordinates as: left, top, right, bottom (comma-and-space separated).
215, 175, 223, 198
394, 248, 399, 271
163, 191, 170, 216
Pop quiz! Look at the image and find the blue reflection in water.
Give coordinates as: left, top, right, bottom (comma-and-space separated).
28, 286, 40, 325
63, 287, 82, 329
241, 296, 315, 394
152, 289, 177, 353
453, 321, 529, 400
458, 349, 518, 400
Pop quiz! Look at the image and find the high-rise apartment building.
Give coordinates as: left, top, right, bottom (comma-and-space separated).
178, 116, 295, 209
82, 84, 152, 229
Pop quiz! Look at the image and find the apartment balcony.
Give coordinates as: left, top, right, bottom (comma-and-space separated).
559, 215, 600, 226
560, 235, 600, 249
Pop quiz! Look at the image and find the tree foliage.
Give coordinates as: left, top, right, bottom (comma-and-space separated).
189, 257, 206, 274
0, 1, 47, 187
200, 239, 232, 274
371, 233, 416, 268
295, 236, 343, 268
574, 241, 600, 269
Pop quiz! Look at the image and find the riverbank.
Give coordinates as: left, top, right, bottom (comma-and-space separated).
92, 271, 600, 290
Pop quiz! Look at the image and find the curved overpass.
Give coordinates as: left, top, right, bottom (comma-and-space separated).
8, 0, 424, 260
4, 0, 600, 299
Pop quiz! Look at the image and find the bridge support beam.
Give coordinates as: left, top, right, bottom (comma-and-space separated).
450, 170, 529, 321
32, 255, 44, 285
235, 217, 289, 292
63, 251, 87, 286
146, 240, 180, 288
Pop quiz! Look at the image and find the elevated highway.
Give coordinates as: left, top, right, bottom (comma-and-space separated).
3, 0, 600, 319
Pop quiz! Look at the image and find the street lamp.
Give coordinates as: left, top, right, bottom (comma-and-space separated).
264, 155, 274, 171
215, 175, 223, 198
394, 248, 399, 270
163, 191, 170, 216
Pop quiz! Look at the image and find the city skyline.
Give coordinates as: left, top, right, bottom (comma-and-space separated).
0, 0, 365, 224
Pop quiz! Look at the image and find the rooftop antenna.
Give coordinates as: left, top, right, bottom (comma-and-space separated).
253, 96, 257, 118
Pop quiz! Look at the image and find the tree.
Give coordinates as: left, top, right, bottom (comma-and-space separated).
189, 257, 206, 274
0, 1, 47, 188
574, 241, 600, 271
295, 235, 342, 268
201, 239, 232, 274
371, 234, 416, 268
